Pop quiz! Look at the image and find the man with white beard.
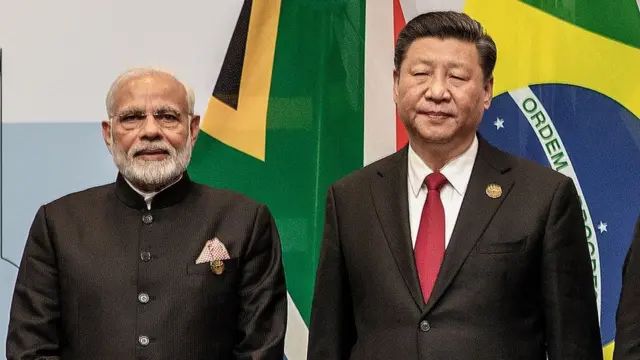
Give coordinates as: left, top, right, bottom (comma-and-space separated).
6, 68, 287, 360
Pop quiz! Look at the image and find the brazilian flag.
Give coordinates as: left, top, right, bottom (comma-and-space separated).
467, 0, 640, 357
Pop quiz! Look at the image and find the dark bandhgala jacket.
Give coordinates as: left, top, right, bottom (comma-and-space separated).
7, 172, 287, 360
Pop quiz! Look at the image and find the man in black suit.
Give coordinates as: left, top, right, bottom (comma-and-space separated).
613, 215, 640, 360
307, 11, 602, 360
6, 67, 287, 359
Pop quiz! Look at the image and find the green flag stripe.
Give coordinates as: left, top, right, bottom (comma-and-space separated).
521, 0, 640, 49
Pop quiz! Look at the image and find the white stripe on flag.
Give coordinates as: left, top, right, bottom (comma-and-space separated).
284, 292, 308, 359
364, 0, 396, 165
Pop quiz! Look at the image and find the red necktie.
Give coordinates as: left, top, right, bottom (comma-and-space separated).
415, 172, 448, 303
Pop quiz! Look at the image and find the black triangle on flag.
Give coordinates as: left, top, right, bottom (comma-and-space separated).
213, 0, 252, 110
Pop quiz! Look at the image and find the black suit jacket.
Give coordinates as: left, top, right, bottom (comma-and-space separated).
613, 214, 640, 360
6, 172, 287, 360
308, 137, 602, 360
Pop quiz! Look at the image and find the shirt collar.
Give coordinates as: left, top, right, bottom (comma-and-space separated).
408, 135, 478, 197
116, 172, 191, 210
125, 175, 182, 198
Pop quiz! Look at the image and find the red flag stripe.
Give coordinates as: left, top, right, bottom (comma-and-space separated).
393, 0, 408, 150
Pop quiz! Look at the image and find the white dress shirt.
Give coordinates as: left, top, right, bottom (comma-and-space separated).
124, 174, 183, 210
408, 135, 478, 249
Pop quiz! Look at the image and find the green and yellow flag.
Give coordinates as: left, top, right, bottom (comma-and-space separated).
188, 2, 366, 358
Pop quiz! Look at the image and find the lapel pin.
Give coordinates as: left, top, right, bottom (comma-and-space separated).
210, 259, 225, 275
485, 183, 502, 199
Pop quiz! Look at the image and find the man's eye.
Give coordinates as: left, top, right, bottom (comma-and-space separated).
158, 113, 178, 120
449, 71, 470, 81
121, 115, 138, 122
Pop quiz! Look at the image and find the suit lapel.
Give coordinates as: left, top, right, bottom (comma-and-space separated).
422, 137, 515, 314
370, 147, 425, 310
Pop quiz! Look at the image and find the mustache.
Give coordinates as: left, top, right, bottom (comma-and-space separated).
128, 141, 176, 157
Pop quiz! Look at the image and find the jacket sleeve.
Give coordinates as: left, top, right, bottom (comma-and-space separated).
307, 186, 356, 360
233, 204, 287, 360
6, 205, 61, 360
612, 214, 640, 360
542, 178, 603, 360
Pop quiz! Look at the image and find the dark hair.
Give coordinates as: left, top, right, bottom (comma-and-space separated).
394, 11, 497, 82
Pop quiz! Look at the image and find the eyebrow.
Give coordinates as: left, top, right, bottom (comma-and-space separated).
154, 105, 182, 114
412, 59, 469, 69
115, 106, 145, 117
115, 105, 182, 116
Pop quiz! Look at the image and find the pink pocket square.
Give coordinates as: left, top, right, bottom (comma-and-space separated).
195, 237, 231, 264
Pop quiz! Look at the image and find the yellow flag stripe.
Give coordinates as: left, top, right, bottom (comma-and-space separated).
465, 0, 640, 119
603, 341, 614, 360
200, 0, 281, 161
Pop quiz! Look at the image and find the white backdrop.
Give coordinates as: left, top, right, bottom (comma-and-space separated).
0, 1, 245, 356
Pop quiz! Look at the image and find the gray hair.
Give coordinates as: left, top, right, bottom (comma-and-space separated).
105, 67, 196, 118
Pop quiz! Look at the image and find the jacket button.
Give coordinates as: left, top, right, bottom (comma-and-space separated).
419, 320, 431, 332
138, 335, 149, 346
140, 252, 151, 262
138, 293, 150, 304
142, 214, 153, 224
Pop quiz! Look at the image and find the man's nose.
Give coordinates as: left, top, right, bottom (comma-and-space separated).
139, 114, 162, 140
424, 75, 451, 102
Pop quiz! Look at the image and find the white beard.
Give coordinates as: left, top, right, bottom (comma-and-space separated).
110, 130, 192, 192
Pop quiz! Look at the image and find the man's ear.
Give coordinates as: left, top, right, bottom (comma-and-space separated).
483, 76, 494, 109
189, 115, 201, 146
102, 120, 113, 153
393, 70, 400, 105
